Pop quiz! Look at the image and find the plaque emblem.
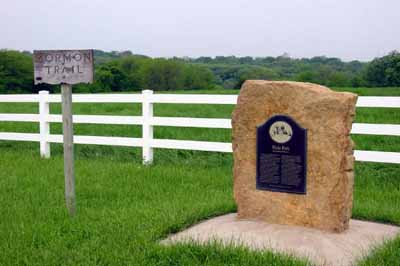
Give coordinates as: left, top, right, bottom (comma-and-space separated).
269, 121, 293, 144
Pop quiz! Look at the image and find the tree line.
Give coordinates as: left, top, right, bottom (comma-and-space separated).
0, 49, 399, 94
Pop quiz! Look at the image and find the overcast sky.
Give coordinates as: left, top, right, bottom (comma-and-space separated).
1, 0, 399, 61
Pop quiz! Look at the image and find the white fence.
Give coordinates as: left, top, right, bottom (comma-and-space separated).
0, 90, 400, 164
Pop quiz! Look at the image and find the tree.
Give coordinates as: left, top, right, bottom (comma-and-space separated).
327, 71, 351, 87
295, 71, 318, 84
0, 49, 371, 93
364, 51, 400, 87
94, 63, 128, 91
142, 59, 182, 91
180, 65, 215, 90
0, 50, 33, 93
119, 56, 150, 90
235, 67, 279, 89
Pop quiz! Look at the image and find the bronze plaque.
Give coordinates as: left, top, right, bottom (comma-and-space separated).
256, 115, 307, 194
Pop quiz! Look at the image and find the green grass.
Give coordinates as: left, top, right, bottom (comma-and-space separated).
357, 236, 400, 266
0, 87, 400, 266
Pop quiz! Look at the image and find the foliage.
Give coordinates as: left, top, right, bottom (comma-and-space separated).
142, 58, 182, 91
364, 51, 400, 87
190, 54, 366, 88
0, 50, 33, 93
76, 57, 217, 92
294, 67, 354, 87
1, 49, 400, 93
199, 64, 280, 89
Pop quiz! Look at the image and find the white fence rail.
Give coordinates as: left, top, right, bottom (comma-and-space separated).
0, 90, 399, 164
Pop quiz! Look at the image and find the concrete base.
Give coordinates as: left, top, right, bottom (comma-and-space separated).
162, 213, 400, 266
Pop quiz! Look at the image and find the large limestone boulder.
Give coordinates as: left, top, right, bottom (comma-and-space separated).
232, 81, 357, 232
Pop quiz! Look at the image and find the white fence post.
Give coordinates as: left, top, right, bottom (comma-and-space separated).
142, 90, 154, 164
39, 90, 50, 158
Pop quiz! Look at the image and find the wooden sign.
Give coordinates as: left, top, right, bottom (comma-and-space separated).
33, 50, 94, 85
33, 49, 94, 217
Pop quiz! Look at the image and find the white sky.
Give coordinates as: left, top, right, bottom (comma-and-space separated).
1, 0, 399, 61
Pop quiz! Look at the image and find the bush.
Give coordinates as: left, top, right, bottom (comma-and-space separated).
0, 50, 33, 93
365, 51, 400, 87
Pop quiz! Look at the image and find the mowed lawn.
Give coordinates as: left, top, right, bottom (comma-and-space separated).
0, 87, 400, 266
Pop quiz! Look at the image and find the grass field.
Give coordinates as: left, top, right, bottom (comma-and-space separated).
0, 87, 399, 266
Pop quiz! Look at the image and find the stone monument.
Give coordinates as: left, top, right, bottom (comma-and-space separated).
232, 81, 357, 232
163, 81, 400, 266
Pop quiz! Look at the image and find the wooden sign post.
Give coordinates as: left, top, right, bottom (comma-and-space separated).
61, 83, 76, 215
33, 50, 94, 216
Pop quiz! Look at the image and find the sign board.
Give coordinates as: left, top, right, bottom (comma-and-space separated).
256, 115, 307, 194
33, 50, 94, 85
32, 49, 94, 216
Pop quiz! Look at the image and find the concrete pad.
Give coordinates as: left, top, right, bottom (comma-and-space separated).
161, 213, 400, 266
